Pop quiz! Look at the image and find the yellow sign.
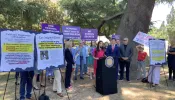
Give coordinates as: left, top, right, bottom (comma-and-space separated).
152, 50, 164, 54
38, 42, 62, 49
152, 56, 164, 61
3, 43, 33, 52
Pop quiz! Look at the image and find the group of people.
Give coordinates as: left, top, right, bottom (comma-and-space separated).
16, 37, 175, 100
63, 37, 135, 95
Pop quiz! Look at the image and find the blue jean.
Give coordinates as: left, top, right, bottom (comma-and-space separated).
75, 57, 84, 78
137, 61, 146, 79
84, 57, 88, 73
20, 71, 34, 100
75, 64, 84, 78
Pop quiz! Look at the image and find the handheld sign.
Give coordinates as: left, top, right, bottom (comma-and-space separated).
133, 31, 154, 47
62, 26, 81, 39
81, 29, 98, 41
41, 23, 60, 33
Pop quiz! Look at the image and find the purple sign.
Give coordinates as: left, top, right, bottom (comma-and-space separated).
41, 23, 60, 33
62, 26, 81, 39
81, 29, 98, 41
112, 34, 120, 40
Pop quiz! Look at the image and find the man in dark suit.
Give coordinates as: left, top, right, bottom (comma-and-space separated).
106, 38, 119, 80
119, 38, 133, 82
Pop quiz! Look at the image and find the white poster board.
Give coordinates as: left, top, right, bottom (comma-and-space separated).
0, 30, 35, 71
133, 31, 154, 47
149, 39, 166, 65
36, 33, 64, 70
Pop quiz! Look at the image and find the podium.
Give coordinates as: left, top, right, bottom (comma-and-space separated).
96, 57, 117, 95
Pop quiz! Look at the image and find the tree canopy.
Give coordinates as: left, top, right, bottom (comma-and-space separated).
0, 0, 174, 39
149, 6, 175, 43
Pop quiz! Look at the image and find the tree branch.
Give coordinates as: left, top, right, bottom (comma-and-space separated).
98, 11, 124, 35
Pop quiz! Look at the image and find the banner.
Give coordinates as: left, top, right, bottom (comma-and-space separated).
133, 31, 154, 47
149, 39, 166, 65
112, 34, 120, 40
36, 33, 64, 70
41, 23, 60, 33
62, 26, 81, 39
81, 29, 98, 41
0, 30, 35, 71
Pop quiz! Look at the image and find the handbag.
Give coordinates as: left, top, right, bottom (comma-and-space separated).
141, 77, 149, 83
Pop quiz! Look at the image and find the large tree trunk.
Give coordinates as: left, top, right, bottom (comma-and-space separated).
117, 0, 156, 71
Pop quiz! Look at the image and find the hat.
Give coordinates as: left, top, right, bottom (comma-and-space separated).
140, 45, 144, 49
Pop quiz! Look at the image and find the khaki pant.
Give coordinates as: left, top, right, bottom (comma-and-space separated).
53, 69, 62, 93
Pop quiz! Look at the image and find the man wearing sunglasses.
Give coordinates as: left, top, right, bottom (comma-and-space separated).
119, 38, 133, 82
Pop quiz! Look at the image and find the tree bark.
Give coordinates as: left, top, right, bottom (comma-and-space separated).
117, 0, 156, 69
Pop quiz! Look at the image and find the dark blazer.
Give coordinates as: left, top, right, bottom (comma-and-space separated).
119, 44, 133, 61
65, 48, 75, 65
106, 44, 119, 58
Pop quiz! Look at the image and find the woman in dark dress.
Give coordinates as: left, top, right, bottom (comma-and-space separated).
167, 45, 175, 81
65, 41, 75, 90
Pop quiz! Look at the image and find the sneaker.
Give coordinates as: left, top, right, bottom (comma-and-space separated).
33, 85, 40, 90
67, 87, 73, 93
80, 77, 84, 80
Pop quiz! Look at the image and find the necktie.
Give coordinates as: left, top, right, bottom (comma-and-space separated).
112, 45, 114, 52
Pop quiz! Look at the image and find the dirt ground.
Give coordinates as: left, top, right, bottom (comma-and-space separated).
0, 67, 175, 100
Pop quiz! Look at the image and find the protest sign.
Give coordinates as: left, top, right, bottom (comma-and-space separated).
133, 31, 154, 47
149, 39, 166, 65
81, 29, 98, 41
36, 33, 64, 70
41, 23, 60, 33
62, 26, 81, 39
0, 30, 35, 71
112, 34, 120, 40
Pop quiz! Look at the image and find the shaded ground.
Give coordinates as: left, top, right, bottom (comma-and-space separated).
0, 67, 175, 100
